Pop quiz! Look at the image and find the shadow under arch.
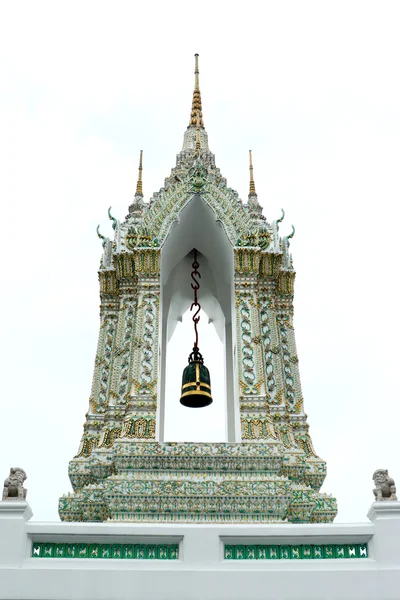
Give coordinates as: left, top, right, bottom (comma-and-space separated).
158, 193, 239, 442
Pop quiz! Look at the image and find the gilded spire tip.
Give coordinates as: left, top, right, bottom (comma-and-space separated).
136, 150, 143, 196
249, 150, 257, 197
194, 53, 199, 90
189, 53, 204, 128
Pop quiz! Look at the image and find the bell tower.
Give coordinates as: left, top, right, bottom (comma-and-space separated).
59, 55, 337, 524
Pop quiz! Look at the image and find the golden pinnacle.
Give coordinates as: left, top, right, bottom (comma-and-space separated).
249, 150, 256, 196
189, 53, 204, 127
136, 150, 143, 196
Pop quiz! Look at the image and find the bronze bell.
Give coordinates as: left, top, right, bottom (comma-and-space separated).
180, 346, 213, 408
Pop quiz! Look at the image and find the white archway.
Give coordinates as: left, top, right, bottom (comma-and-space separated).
157, 193, 239, 442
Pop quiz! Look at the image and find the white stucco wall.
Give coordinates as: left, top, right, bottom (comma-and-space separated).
1, 501, 400, 600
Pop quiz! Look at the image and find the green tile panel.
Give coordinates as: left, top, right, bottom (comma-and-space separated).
31, 542, 179, 560
224, 543, 368, 560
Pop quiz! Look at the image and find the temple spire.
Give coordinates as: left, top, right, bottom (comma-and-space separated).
189, 54, 204, 127
127, 150, 145, 219
195, 115, 201, 152
248, 150, 263, 219
249, 150, 257, 197
181, 54, 209, 152
135, 150, 143, 196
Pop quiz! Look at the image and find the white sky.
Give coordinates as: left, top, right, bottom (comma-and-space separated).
1, 1, 399, 523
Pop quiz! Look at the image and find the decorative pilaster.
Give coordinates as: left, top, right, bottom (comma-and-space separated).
120, 248, 161, 441
235, 247, 276, 442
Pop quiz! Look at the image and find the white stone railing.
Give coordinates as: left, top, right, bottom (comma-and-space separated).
1, 501, 400, 599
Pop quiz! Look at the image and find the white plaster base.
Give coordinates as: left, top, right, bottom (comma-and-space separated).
1, 501, 400, 600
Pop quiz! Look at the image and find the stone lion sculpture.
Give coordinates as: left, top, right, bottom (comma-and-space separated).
2, 468, 27, 501
373, 469, 397, 501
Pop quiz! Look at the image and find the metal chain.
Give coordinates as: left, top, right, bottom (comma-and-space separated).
190, 249, 201, 348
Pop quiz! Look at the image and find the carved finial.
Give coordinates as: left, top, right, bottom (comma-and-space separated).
2, 468, 27, 501
286, 225, 295, 242
189, 54, 204, 127
373, 469, 398, 501
136, 150, 143, 196
275, 208, 285, 228
249, 150, 257, 197
96, 225, 107, 248
108, 206, 118, 231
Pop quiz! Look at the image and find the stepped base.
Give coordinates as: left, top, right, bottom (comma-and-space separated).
60, 441, 337, 523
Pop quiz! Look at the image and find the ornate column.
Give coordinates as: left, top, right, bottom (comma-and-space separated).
234, 247, 277, 443
96, 253, 138, 448
121, 248, 160, 442
76, 266, 120, 458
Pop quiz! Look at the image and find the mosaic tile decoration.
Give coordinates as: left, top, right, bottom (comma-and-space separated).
31, 542, 179, 560
59, 55, 338, 525
224, 543, 368, 560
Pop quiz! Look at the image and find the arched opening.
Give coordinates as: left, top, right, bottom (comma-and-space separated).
157, 193, 239, 442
